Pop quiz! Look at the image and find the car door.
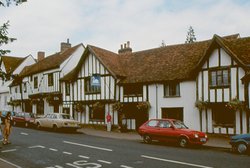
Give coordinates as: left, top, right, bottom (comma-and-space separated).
144, 120, 160, 140
41, 114, 50, 127
157, 120, 177, 142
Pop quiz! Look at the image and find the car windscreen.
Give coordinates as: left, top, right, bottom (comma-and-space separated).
60, 114, 73, 120
173, 120, 188, 129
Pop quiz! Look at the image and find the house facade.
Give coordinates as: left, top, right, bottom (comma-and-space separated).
196, 35, 250, 134
61, 34, 250, 135
0, 55, 36, 112
9, 41, 84, 116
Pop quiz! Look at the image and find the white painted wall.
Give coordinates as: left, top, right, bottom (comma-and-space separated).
148, 81, 200, 130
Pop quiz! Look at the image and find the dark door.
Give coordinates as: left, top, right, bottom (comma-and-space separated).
162, 107, 183, 121
37, 100, 44, 115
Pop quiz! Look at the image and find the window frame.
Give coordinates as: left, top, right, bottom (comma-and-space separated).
84, 76, 101, 94
48, 73, 54, 87
164, 82, 180, 97
65, 82, 70, 96
209, 68, 230, 88
34, 76, 38, 89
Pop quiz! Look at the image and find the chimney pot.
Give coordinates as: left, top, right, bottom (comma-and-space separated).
118, 41, 132, 55
61, 39, 71, 52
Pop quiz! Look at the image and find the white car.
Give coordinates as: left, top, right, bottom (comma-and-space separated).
35, 113, 81, 132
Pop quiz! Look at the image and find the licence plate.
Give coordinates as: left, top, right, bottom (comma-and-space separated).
200, 138, 206, 142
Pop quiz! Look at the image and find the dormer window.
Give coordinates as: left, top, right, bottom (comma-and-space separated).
209, 68, 230, 88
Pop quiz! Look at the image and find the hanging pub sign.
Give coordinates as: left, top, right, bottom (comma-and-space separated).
91, 74, 101, 86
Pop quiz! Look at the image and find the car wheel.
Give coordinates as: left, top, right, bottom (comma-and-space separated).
25, 122, 29, 127
143, 135, 152, 144
237, 142, 248, 154
36, 123, 41, 129
53, 125, 58, 132
179, 137, 188, 148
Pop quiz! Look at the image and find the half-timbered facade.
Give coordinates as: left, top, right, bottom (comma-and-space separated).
0, 55, 36, 112
196, 35, 250, 134
61, 34, 250, 135
61, 45, 120, 126
9, 41, 84, 116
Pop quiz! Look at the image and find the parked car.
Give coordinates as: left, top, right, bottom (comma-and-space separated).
13, 112, 36, 127
230, 133, 250, 154
138, 119, 208, 147
35, 113, 81, 132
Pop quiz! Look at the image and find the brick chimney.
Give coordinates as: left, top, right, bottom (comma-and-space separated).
60, 38, 71, 52
37, 51, 45, 62
118, 41, 132, 55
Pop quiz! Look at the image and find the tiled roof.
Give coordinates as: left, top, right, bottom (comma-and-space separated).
20, 44, 81, 77
62, 34, 242, 84
1, 56, 25, 74
221, 36, 250, 65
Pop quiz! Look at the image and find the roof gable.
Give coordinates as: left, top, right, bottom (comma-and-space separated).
0, 56, 25, 74
20, 44, 81, 77
195, 34, 249, 72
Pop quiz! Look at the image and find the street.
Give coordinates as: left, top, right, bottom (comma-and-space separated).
0, 127, 249, 168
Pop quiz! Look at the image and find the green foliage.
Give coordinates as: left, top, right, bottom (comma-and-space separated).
195, 99, 208, 111
185, 26, 197, 43
0, 0, 26, 80
0, 0, 26, 7
226, 97, 246, 111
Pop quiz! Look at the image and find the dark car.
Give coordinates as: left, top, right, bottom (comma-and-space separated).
230, 134, 250, 154
138, 119, 208, 147
13, 112, 36, 128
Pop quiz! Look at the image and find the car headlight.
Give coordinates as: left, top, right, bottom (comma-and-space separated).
194, 134, 199, 138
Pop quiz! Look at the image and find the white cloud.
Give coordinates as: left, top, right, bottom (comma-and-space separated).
0, 0, 250, 58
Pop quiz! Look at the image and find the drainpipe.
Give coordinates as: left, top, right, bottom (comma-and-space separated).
156, 84, 158, 119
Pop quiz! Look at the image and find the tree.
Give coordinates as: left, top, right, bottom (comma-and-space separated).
0, 0, 26, 7
0, 0, 26, 79
185, 26, 196, 43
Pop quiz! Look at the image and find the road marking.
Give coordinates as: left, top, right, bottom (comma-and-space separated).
63, 151, 72, 155
120, 165, 134, 168
78, 155, 90, 159
0, 158, 22, 168
49, 148, 58, 152
28, 145, 45, 149
141, 155, 213, 168
98, 160, 112, 164
20, 132, 28, 136
1, 149, 17, 153
45, 166, 63, 168
63, 140, 113, 152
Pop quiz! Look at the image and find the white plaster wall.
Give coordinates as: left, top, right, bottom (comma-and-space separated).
220, 49, 231, 66
60, 45, 84, 77
148, 81, 200, 130
208, 49, 219, 67
13, 55, 36, 75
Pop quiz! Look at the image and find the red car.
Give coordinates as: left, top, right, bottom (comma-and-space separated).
138, 119, 208, 147
13, 112, 36, 128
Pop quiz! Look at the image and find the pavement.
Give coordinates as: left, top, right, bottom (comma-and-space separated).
0, 127, 231, 167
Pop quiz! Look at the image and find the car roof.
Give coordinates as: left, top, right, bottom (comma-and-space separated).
150, 118, 177, 122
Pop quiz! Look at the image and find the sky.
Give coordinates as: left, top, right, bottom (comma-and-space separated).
1, 0, 250, 58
